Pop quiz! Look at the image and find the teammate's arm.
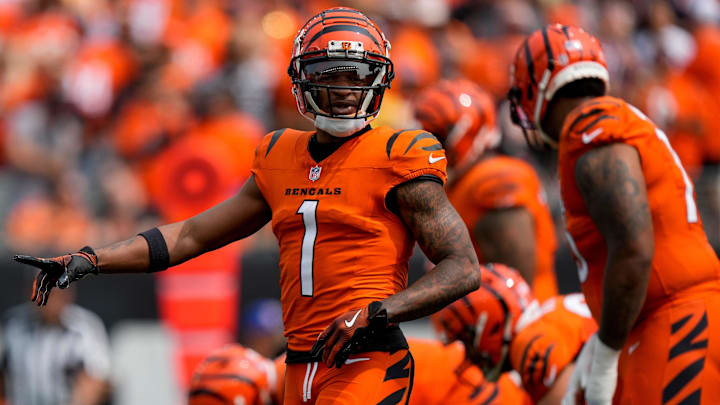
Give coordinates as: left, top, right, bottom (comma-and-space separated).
563, 143, 653, 403
539, 363, 574, 405
574, 143, 653, 351
14, 175, 271, 304
474, 207, 536, 285
383, 179, 482, 322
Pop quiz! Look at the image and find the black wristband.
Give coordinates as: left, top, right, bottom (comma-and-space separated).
138, 228, 170, 273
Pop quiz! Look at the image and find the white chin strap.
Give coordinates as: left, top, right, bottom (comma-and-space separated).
314, 115, 370, 137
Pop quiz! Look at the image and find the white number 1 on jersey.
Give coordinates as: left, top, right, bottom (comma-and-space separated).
297, 200, 318, 296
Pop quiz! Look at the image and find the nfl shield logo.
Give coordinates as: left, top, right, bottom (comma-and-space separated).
309, 165, 322, 182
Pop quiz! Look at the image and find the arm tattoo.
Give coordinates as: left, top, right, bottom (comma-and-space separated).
574, 143, 654, 350
381, 180, 481, 323
575, 145, 652, 247
103, 238, 137, 253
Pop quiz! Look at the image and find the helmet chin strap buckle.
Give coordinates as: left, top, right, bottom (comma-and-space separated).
314, 115, 369, 138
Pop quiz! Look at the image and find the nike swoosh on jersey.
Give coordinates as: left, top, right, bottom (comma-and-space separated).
344, 309, 362, 328
628, 341, 640, 355
429, 153, 446, 164
581, 127, 603, 144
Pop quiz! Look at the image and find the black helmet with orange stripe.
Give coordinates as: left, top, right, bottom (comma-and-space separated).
288, 7, 394, 137
508, 24, 608, 150
413, 78, 500, 172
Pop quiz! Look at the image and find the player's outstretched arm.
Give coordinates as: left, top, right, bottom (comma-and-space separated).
14, 175, 271, 305
99, 174, 271, 271
564, 143, 654, 405
383, 179, 482, 323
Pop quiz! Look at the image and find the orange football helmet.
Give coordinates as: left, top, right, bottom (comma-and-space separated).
413, 78, 500, 171
189, 345, 277, 405
432, 264, 535, 382
288, 7, 394, 136
508, 24, 608, 149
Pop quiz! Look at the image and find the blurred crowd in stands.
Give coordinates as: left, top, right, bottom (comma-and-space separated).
1, 0, 719, 313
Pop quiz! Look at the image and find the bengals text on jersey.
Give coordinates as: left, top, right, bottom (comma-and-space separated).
252, 125, 447, 352
252, 125, 447, 405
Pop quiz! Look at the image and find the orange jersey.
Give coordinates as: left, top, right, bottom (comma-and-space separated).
510, 294, 597, 402
448, 155, 558, 301
251, 127, 448, 351
408, 338, 531, 405
558, 96, 720, 322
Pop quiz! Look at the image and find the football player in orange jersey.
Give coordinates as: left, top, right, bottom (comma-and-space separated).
408, 334, 532, 405
432, 264, 597, 405
13, 8, 482, 405
508, 24, 720, 404
189, 344, 283, 405
413, 78, 559, 301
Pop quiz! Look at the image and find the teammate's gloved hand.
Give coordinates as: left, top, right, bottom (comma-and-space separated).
13, 246, 99, 306
562, 334, 620, 405
311, 301, 388, 368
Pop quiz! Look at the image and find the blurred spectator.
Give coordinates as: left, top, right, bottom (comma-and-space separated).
62, 37, 137, 120
0, 288, 110, 405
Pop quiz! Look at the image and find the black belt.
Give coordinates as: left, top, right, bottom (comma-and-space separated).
285, 325, 409, 364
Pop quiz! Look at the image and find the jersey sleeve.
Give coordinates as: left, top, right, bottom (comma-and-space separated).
561, 97, 651, 157
251, 128, 287, 176
510, 329, 576, 402
385, 129, 448, 187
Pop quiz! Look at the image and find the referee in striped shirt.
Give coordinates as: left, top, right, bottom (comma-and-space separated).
0, 288, 110, 405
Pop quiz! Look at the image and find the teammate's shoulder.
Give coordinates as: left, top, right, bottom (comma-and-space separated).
476, 155, 538, 178
381, 127, 443, 160
462, 155, 541, 206
561, 96, 650, 148
256, 128, 309, 160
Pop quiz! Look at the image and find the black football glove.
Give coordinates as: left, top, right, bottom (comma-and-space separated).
13, 246, 99, 306
311, 301, 388, 368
